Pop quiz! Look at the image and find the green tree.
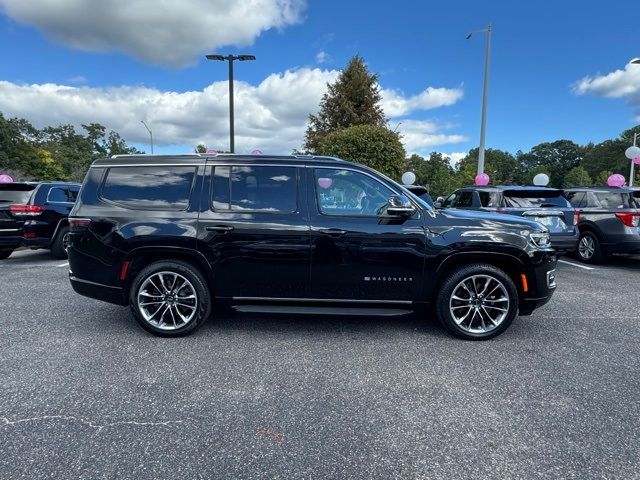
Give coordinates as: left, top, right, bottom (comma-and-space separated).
582, 125, 640, 185
405, 153, 459, 198
317, 125, 405, 179
594, 170, 613, 185
304, 55, 386, 152
562, 166, 592, 188
195, 144, 207, 153
517, 140, 582, 187
457, 148, 521, 185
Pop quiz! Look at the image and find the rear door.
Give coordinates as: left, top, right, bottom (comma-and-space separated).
501, 189, 575, 235
41, 186, 76, 238
197, 162, 311, 299
0, 183, 37, 238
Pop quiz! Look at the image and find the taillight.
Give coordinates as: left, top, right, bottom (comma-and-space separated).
615, 213, 640, 227
573, 211, 580, 226
69, 218, 92, 232
9, 204, 43, 216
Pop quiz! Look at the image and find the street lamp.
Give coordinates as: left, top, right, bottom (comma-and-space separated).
626, 59, 640, 186
205, 54, 256, 153
466, 23, 492, 176
140, 120, 153, 154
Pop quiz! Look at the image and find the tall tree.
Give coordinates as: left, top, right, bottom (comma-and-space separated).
304, 55, 387, 152
405, 153, 459, 198
562, 166, 592, 188
457, 148, 521, 185
516, 140, 582, 187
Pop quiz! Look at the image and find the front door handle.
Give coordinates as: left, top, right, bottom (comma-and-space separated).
318, 228, 347, 237
206, 225, 234, 233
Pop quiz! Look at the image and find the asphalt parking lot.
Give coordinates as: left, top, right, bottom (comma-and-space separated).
1, 250, 639, 479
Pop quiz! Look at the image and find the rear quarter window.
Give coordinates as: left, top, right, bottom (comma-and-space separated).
100, 166, 196, 210
503, 190, 569, 208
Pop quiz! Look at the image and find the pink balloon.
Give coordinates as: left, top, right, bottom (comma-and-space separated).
317, 177, 333, 189
251, 149, 263, 155
206, 149, 217, 154
0, 174, 13, 183
607, 174, 625, 187
633, 157, 640, 165
474, 173, 490, 186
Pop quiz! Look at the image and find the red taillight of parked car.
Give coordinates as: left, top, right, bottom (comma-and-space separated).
573, 211, 580, 225
9, 204, 43, 216
615, 212, 640, 227
69, 218, 92, 232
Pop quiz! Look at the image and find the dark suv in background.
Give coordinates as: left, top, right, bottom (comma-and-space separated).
563, 186, 640, 263
436, 186, 579, 253
0, 181, 80, 259
67, 154, 557, 340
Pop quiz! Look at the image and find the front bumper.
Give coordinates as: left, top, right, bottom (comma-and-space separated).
519, 251, 557, 315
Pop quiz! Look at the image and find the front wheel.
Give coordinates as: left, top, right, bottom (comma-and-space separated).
129, 260, 212, 337
435, 264, 519, 340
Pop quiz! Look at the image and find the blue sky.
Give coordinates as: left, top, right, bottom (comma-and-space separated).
0, 0, 639, 161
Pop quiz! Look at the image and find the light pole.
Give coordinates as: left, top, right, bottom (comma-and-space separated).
466, 23, 492, 176
627, 59, 640, 186
140, 120, 153, 154
205, 54, 256, 153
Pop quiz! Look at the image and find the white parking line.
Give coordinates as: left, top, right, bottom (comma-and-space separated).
56, 262, 69, 268
558, 259, 594, 270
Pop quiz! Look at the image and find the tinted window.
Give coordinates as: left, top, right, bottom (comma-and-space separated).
215, 166, 297, 213
48, 187, 69, 203
101, 166, 196, 210
67, 188, 79, 203
479, 191, 502, 207
564, 191, 586, 208
0, 184, 36, 204
586, 191, 636, 209
443, 192, 458, 208
455, 191, 473, 207
503, 190, 569, 208
314, 168, 394, 216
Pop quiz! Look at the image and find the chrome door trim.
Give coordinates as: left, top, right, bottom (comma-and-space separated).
232, 296, 413, 305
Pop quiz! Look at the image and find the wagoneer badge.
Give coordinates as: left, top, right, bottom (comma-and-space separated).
364, 277, 413, 282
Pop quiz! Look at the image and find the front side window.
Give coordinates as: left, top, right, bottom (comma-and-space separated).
212, 165, 297, 213
479, 191, 502, 207
314, 168, 394, 216
101, 166, 196, 210
455, 191, 473, 207
564, 191, 586, 208
442, 192, 458, 208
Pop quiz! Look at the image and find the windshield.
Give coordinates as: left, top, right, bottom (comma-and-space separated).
399, 185, 433, 211
0, 185, 36, 204
503, 190, 569, 208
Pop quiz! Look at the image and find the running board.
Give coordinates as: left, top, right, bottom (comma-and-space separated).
232, 305, 413, 316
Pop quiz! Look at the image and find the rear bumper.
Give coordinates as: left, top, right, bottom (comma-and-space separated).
69, 274, 127, 306
0, 235, 50, 249
550, 231, 579, 253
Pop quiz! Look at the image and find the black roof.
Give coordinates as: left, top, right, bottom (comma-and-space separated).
92, 153, 348, 167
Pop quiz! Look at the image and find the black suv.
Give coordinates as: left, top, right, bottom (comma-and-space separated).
0, 181, 80, 259
563, 186, 640, 263
436, 186, 579, 253
67, 154, 557, 340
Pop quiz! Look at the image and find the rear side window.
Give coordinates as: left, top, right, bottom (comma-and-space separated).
47, 187, 70, 203
101, 166, 196, 210
587, 192, 635, 209
478, 191, 502, 207
564, 191, 586, 208
0, 184, 36, 204
503, 190, 569, 208
212, 165, 297, 213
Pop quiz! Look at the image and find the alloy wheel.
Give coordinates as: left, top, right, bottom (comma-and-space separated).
449, 274, 510, 334
136, 271, 198, 330
578, 236, 595, 260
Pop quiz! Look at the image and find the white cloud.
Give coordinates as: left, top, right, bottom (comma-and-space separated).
573, 61, 640, 120
381, 86, 464, 117
0, 0, 306, 67
0, 69, 466, 154
315, 51, 330, 64
66, 76, 87, 85
443, 151, 467, 167
398, 120, 468, 156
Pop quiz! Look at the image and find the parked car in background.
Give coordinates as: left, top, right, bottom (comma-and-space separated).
435, 185, 579, 253
0, 181, 81, 259
563, 186, 640, 263
403, 184, 434, 207
67, 154, 557, 340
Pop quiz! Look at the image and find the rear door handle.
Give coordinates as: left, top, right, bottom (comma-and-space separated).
206, 225, 234, 233
318, 228, 347, 237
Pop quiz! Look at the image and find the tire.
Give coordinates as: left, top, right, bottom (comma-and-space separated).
576, 231, 604, 264
129, 260, 212, 337
435, 263, 519, 340
0, 248, 14, 260
50, 226, 70, 259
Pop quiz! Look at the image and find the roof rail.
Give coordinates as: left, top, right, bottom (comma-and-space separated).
110, 153, 203, 159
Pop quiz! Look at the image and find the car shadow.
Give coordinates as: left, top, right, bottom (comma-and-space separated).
604, 254, 640, 270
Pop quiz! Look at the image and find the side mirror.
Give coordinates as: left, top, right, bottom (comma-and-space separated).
434, 197, 445, 208
386, 194, 416, 217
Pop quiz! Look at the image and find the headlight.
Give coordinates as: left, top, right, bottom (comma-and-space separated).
529, 232, 551, 248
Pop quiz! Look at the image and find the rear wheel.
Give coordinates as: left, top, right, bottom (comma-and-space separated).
51, 226, 70, 259
0, 248, 14, 260
576, 231, 604, 264
435, 264, 519, 340
129, 260, 211, 337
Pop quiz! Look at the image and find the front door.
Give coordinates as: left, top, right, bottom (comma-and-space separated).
307, 166, 427, 302
198, 163, 311, 299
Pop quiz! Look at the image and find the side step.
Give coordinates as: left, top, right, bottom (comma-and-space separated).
232, 305, 413, 316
